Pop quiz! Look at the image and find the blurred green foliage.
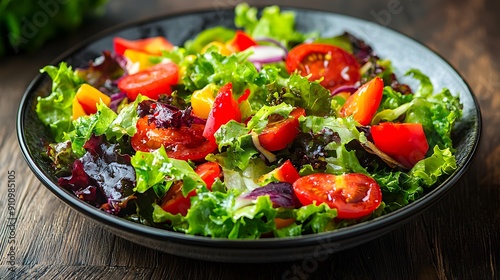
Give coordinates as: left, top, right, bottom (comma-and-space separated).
0, 0, 108, 56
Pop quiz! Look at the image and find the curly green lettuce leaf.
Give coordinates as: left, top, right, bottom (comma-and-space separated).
409, 146, 457, 185
234, 3, 315, 48
325, 144, 367, 175
213, 120, 258, 171
36, 63, 84, 141
300, 115, 362, 149
67, 95, 148, 157
405, 69, 433, 97
405, 88, 462, 150
274, 203, 338, 237
246, 103, 294, 133
68, 102, 116, 156
183, 49, 258, 95
184, 27, 235, 54
152, 203, 188, 232
131, 146, 205, 196
279, 74, 332, 116
184, 189, 277, 239
373, 145, 457, 212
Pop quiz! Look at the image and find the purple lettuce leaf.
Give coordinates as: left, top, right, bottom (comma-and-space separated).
137, 100, 205, 129
58, 135, 136, 214
75, 51, 126, 96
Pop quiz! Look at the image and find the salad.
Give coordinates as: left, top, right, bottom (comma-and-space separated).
35, 3, 462, 239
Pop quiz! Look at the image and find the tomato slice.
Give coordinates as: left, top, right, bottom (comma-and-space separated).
340, 76, 384, 125
118, 62, 179, 101
113, 36, 173, 56
286, 43, 360, 91
293, 173, 382, 219
258, 107, 306, 151
161, 162, 221, 216
202, 83, 242, 144
194, 162, 221, 189
371, 122, 429, 169
131, 116, 217, 161
228, 30, 257, 52
261, 160, 301, 184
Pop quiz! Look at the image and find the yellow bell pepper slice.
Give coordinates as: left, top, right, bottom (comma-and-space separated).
191, 84, 218, 119
124, 49, 155, 71
74, 84, 111, 117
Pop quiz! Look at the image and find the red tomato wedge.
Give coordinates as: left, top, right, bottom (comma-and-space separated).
262, 159, 300, 184
286, 43, 360, 91
371, 122, 429, 169
161, 162, 221, 216
293, 173, 382, 219
202, 83, 242, 144
340, 76, 384, 125
228, 30, 257, 51
118, 62, 179, 101
113, 36, 173, 56
258, 107, 306, 151
131, 116, 217, 161
194, 161, 221, 189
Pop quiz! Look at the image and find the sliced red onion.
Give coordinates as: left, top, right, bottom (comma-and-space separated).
331, 85, 358, 96
254, 37, 289, 54
240, 182, 301, 208
248, 45, 286, 64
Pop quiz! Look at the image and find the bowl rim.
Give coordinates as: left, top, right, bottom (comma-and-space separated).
16, 5, 482, 249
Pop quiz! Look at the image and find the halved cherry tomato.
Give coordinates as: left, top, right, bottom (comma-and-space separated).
228, 30, 257, 52
286, 43, 360, 91
258, 107, 306, 151
202, 83, 242, 144
371, 122, 429, 169
113, 36, 173, 56
131, 116, 217, 161
340, 76, 384, 125
161, 162, 221, 215
194, 161, 221, 189
118, 62, 179, 101
293, 173, 382, 219
259, 160, 301, 184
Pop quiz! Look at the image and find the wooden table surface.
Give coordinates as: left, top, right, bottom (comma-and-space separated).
1, 0, 498, 279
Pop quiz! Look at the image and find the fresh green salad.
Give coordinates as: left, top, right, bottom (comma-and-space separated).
36, 3, 461, 238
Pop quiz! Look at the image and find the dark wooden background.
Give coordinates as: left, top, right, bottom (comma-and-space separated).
1, 0, 498, 279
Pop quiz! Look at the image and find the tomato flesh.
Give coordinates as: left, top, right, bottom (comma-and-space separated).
258, 107, 306, 151
286, 43, 360, 91
292, 173, 382, 219
131, 116, 217, 161
161, 162, 221, 216
118, 62, 179, 101
272, 160, 301, 184
202, 83, 242, 144
340, 76, 384, 125
229, 30, 257, 51
371, 122, 429, 169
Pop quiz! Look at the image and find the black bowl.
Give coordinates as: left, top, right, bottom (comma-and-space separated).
17, 7, 481, 262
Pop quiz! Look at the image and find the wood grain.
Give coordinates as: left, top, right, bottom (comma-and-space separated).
0, 0, 498, 279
